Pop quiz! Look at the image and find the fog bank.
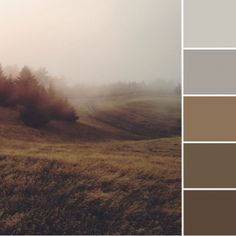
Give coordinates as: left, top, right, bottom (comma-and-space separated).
0, 0, 180, 84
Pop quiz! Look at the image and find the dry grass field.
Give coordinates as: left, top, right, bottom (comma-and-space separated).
0, 94, 181, 235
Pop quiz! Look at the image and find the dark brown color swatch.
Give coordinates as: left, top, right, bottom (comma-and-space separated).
185, 191, 236, 235
184, 97, 236, 141
185, 144, 236, 188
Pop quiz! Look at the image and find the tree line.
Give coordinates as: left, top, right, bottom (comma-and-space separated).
0, 65, 78, 128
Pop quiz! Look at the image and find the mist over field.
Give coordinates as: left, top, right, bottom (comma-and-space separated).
0, 0, 180, 85
0, 0, 181, 235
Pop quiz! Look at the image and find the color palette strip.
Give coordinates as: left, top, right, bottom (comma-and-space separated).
183, 0, 236, 234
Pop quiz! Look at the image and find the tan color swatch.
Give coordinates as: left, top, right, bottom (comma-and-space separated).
185, 191, 236, 235
184, 97, 236, 141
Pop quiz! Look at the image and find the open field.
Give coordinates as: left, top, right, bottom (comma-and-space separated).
0, 95, 181, 235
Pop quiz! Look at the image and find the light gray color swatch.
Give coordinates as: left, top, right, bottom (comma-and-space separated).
185, 0, 236, 47
184, 50, 236, 94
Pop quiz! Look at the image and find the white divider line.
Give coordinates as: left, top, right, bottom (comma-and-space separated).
184, 141, 236, 144
184, 47, 236, 50
181, 0, 184, 234
184, 94, 236, 97
184, 188, 236, 191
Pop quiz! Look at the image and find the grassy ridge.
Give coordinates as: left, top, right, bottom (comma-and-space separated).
0, 95, 181, 235
73, 95, 181, 139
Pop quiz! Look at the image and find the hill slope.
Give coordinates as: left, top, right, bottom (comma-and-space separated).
0, 95, 181, 235
73, 95, 181, 139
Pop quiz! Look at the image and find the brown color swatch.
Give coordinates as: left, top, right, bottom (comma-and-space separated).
185, 144, 236, 188
185, 191, 236, 235
184, 97, 236, 141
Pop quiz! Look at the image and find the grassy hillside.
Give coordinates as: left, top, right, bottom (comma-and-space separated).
0, 95, 181, 235
73, 95, 181, 139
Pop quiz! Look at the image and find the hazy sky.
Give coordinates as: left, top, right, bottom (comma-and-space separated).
0, 0, 180, 84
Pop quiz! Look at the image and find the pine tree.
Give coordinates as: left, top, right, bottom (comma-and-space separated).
0, 64, 9, 105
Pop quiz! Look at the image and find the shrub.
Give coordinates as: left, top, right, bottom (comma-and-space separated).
19, 105, 51, 128
0, 65, 79, 128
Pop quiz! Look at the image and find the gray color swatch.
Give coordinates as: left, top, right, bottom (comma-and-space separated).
185, 0, 236, 47
184, 50, 236, 94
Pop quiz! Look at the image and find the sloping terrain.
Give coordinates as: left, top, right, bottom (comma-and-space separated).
73, 95, 181, 139
0, 95, 181, 235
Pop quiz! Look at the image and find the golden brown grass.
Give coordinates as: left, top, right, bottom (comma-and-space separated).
0, 95, 181, 235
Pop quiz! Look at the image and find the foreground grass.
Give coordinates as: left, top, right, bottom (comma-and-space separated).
0, 98, 181, 234
0, 137, 180, 235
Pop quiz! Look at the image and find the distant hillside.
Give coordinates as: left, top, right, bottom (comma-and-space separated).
73, 94, 181, 139
0, 94, 180, 142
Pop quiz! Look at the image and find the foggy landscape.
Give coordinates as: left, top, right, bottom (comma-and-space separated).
0, 0, 181, 235
0, 0, 180, 85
